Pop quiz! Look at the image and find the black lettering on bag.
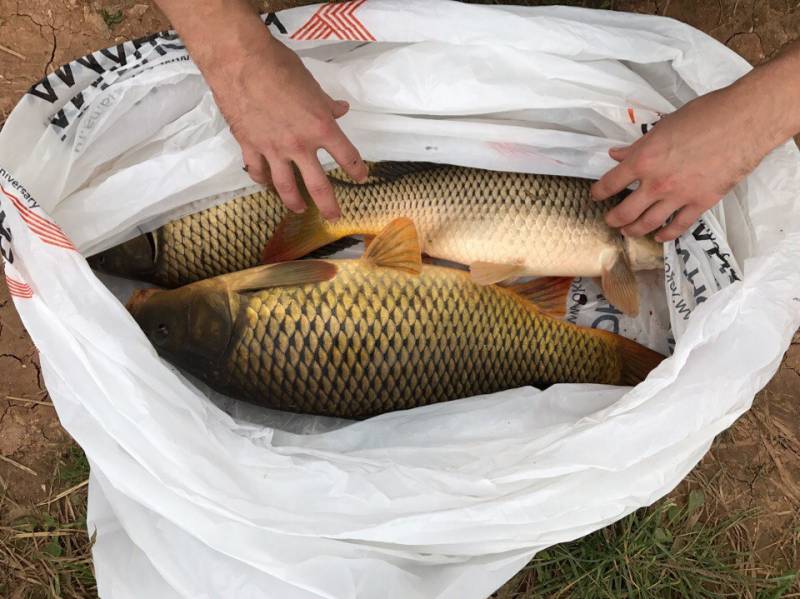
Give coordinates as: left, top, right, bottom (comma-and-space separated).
101, 45, 128, 67
71, 92, 85, 111
591, 304, 622, 334
133, 32, 167, 57
264, 13, 287, 34
28, 77, 58, 103
673, 297, 691, 319
0, 211, 13, 264
76, 53, 106, 75
51, 109, 69, 130
691, 221, 713, 242
53, 63, 75, 87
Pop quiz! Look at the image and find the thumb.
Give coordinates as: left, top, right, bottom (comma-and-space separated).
609, 144, 633, 162
330, 99, 350, 119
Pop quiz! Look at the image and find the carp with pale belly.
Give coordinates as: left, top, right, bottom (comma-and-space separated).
263, 163, 663, 316
128, 219, 664, 420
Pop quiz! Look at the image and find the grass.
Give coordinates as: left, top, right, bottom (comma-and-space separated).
496, 491, 798, 598
100, 9, 125, 28
0, 445, 94, 599
2, 445, 796, 598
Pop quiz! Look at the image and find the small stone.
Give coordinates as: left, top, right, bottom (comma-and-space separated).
128, 4, 149, 19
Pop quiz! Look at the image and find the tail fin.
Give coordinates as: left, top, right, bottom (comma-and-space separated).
616, 337, 665, 386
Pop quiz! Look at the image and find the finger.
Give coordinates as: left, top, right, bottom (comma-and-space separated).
608, 144, 633, 162
591, 160, 637, 201
330, 99, 350, 119
604, 185, 657, 229
324, 124, 368, 183
296, 156, 339, 220
622, 199, 679, 238
242, 146, 269, 185
655, 205, 705, 242
268, 159, 307, 213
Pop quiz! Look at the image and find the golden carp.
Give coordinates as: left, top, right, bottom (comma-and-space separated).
263, 163, 663, 317
128, 219, 664, 420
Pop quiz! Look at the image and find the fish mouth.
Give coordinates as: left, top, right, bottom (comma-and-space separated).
126, 288, 161, 318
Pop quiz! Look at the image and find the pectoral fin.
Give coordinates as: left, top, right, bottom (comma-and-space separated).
362, 218, 422, 274
261, 204, 340, 264
508, 277, 573, 319
470, 262, 526, 285
225, 260, 337, 293
601, 251, 639, 317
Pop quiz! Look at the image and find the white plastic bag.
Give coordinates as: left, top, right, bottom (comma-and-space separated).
1, 2, 799, 597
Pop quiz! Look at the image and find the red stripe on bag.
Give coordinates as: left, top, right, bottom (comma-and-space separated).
5, 275, 33, 299
0, 184, 76, 251
291, 0, 375, 42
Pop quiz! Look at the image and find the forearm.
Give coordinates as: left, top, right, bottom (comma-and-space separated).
154, 0, 367, 217
723, 41, 800, 155
153, 0, 278, 91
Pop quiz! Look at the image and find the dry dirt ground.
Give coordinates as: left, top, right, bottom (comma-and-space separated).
1, 0, 799, 596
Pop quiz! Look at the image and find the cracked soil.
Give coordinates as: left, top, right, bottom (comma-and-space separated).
0, 0, 799, 590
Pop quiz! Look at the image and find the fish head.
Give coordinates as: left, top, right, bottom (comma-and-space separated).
625, 235, 664, 271
88, 233, 158, 279
127, 281, 235, 382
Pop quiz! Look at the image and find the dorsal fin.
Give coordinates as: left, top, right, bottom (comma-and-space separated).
507, 277, 573, 319
362, 218, 422, 274
224, 260, 337, 293
327, 161, 446, 186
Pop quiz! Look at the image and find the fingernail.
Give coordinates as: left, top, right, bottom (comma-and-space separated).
292, 205, 307, 214
654, 234, 665, 243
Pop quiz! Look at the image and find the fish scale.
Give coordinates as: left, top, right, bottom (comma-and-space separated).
159, 190, 285, 286
223, 262, 619, 419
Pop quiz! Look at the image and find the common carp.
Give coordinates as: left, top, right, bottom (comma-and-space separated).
92, 163, 662, 315
262, 163, 663, 316
128, 219, 664, 420
87, 187, 357, 287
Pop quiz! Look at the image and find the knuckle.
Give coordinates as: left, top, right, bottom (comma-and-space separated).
306, 181, 331, 197
313, 117, 336, 139
633, 150, 656, 173
272, 178, 296, 195
281, 136, 305, 155
642, 215, 663, 229
649, 177, 674, 195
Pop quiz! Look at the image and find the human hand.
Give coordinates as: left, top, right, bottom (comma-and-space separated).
157, 0, 367, 220
220, 37, 367, 220
590, 63, 797, 242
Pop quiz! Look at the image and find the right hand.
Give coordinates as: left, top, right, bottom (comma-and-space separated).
211, 33, 367, 220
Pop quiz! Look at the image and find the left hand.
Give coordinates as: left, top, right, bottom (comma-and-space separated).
590, 75, 783, 242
